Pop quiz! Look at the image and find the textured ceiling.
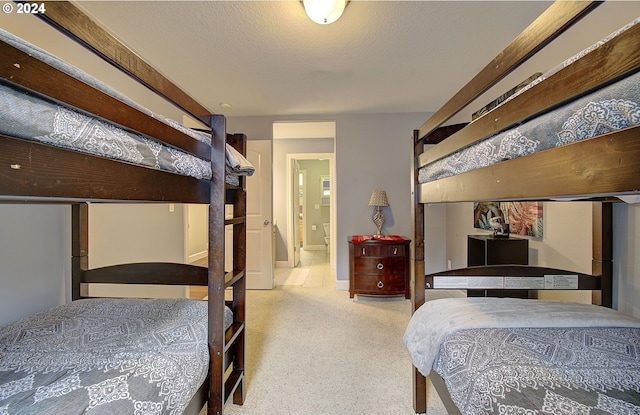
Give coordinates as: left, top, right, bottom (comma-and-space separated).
3, 1, 640, 121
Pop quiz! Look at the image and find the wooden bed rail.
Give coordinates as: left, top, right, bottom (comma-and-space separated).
33, 0, 214, 127
416, 1, 600, 142
0, 134, 210, 203
0, 39, 211, 161
417, 126, 640, 204
419, 20, 640, 167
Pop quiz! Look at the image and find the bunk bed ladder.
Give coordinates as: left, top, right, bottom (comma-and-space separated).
224, 133, 247, 406
209, 116, 246, 415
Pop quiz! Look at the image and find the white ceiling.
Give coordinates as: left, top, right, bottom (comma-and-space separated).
4, 1, 640, 122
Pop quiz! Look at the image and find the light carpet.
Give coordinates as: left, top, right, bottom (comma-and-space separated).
274, 268, 309, 286
200, 278, 456, 414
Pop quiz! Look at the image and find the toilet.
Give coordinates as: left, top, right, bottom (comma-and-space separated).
323, 223, 330, 253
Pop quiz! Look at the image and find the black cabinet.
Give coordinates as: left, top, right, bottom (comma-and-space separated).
467, 235, 529, 298
467, 235, 528, 266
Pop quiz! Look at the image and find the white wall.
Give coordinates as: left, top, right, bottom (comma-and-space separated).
87, 204, 187, 298
0, 203, 189, 326
187, 204, 209, 262
0, 205, 70, 326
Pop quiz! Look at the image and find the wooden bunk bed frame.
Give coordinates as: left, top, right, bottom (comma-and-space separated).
0, 2, 245, 415
411, 1, 639, 413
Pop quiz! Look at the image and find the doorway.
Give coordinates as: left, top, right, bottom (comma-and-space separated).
273, 121, 336, 272
286, 153, 335, 269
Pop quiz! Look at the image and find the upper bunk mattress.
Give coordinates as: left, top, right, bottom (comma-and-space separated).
418, 18, 640, 185
0, 29, 254, 185
0, 298, 233, 415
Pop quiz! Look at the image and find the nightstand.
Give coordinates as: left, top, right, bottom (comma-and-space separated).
348, 236, 410, 299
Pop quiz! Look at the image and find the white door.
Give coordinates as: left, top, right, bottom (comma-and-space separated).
246, 140, 273, 289
292, 160, 301, 267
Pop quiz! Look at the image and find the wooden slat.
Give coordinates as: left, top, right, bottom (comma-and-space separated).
82, 263, 208, 286
417, 1, 600, 141
592, 202, 613, 307
420, 21, 640, 166
35, 1, 213, 126
71, 203, 89, 300
0, 135, 209, 203
417, 127, 640, 204
0, 41, 210, 160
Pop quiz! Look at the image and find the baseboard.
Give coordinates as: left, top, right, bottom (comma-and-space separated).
275, 260, 289, 268
335, 279, 349, 291
188, 250, 207, 263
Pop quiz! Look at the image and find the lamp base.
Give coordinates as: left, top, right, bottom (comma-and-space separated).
372, 208, 384, 238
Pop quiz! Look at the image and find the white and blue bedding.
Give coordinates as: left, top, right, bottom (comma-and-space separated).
418, 18, 640, 185
0, 28, 253, 185
0, 298, 233, 415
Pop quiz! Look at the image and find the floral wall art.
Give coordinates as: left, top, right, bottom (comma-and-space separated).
473, 201, 543, 237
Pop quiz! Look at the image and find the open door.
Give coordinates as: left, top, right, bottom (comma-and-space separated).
292, 159, 301, 267
246, 140, 274, 289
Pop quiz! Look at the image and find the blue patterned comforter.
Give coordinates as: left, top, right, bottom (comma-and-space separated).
0, 298, 233, 415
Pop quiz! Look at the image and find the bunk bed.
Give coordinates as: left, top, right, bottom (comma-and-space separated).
0, 2, 250, 414
404, 1, 640, 414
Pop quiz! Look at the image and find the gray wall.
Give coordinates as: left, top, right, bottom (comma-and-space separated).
0, 205, 70, 326
228, 112, 427, 284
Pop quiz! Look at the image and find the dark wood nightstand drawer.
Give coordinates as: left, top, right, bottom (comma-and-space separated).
354, 244, 405, 258
354, 256, 405, 275
351, 274, 406, 295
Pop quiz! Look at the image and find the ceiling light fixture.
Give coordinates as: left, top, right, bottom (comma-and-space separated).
302, 0, 348, 25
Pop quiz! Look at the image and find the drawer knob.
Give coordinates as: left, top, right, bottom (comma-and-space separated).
377, 263, 384, 270
393, 247, 398, 255
377, 280, 384, 288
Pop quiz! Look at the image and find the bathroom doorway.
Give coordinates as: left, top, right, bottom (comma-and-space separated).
274, 121, 336, 271
296, 159, 330, 254
286, 152, 335, 269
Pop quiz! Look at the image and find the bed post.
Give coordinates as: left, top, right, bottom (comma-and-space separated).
71, 202, 88, 300
226, 133, 247, 406
592, 201, 613, 308
412, 129, 427, 413
209, 114, 226, 415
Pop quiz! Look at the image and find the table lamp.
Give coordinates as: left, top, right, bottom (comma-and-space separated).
368, 190, 389, 237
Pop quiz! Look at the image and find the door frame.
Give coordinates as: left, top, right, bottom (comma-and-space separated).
286, 153, 336, 269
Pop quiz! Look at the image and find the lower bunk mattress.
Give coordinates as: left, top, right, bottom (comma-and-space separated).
0, 298, 233, 415
403, 298, 640, 415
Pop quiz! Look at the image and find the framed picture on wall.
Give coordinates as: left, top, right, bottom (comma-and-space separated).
474, 201, 543, 237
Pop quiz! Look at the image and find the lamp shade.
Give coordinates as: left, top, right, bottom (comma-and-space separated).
303, 0, 346, 24
368, 190, 389, 207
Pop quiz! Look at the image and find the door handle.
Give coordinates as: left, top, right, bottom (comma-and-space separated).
264, 219, 271, 226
